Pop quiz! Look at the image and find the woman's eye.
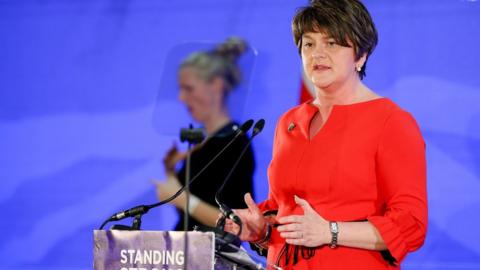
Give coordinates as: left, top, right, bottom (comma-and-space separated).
303, 42, 313, 48
180, 86, 193, 93
327, 41, 336, 47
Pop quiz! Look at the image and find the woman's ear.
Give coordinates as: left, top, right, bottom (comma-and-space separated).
211, 77, 224, 91
356, 53, 367, 71
210, 77, 226, 99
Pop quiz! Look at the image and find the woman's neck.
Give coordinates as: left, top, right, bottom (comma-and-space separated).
313, 77, 374, 109
203, 111, 231, 135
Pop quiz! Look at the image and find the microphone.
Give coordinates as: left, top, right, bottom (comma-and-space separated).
99, 119, 255, 230
215, 119, 265, 227
109, 205, 149, 221
180, 127, 205, 144
238, 119, 254, 133
252, 118, 265, 137
218, 204, 242, 225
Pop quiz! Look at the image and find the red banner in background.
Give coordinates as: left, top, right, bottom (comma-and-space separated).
299, 70, 315, 104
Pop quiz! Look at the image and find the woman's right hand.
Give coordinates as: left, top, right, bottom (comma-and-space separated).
163, 143, 186, 175
224, 193, 267, 242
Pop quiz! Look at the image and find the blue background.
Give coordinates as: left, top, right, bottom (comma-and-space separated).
1, 0, 479, 269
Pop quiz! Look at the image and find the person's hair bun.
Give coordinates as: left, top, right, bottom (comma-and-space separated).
213, 37, 247, 63
180, 37, 249, 94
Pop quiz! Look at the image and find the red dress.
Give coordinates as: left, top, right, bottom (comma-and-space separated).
259, 98, 427, 270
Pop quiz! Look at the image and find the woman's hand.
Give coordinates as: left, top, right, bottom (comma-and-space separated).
153, 176, 185, 209
277, 195, 330, 247
223, 193, 267, 242
163, 143, 187, 175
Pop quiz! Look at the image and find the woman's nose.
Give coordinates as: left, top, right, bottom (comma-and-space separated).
312, 46, 327, 59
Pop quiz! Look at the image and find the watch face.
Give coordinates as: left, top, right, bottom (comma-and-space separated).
330, 222, 339, 233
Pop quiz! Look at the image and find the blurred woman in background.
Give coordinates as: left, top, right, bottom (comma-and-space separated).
155, 37, 255, 231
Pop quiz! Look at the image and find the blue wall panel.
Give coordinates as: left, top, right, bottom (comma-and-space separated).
0, 1, 479, 269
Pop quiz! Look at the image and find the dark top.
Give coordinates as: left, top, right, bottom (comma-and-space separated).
174, 122, 255, 231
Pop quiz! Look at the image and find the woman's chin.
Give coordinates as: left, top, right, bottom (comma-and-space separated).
190, 114, 204, 124
311, 78, 333, 90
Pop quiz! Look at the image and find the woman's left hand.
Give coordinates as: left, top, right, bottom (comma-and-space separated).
277, 195, 330, 247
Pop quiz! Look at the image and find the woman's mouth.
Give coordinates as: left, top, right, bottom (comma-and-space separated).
313, 64, 330, 71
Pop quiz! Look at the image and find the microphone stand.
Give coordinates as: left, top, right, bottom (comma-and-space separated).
132, 214, 142, 230
179, 124, 206, 231
179, 124, 205, 270
184, 142, 191, 231
181, 124, 203, 232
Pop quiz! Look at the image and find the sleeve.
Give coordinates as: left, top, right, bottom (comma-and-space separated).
257, 194, 279, 213
367, 109, 428, 263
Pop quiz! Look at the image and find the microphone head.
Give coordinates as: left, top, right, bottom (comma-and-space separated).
252, 119, 265, 137
239, 119, 254, 134
180, 127, 205, 144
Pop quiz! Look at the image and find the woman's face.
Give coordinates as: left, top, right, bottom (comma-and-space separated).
178, 67, 220, 123
301, 31, 363, 91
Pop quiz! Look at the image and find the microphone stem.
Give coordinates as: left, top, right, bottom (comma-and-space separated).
183, 139, 193, 231
132, 214, 142, 230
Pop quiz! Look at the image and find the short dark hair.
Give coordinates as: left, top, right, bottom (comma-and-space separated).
292, 0, 378, 79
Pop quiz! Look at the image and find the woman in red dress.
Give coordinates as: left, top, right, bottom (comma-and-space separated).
224, 1, 427, 269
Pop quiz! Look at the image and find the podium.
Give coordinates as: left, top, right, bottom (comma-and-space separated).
94, 230, 264, 270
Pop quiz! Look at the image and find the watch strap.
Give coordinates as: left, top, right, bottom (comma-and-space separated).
329, 221, 338, 248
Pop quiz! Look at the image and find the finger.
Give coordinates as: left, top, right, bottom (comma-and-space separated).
224, 220, 240, 233
278, 215, 303, 224
276, 223, 300, 232
294, 195, 314, 213
244, 193, 261, 213
165, 148, 175, 157
224, 225, 239, 235
165, 142, 178, 156
285, 238, 304, 246
279, 231, 303, 239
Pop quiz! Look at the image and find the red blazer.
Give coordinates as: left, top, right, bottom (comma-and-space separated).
259, 98, 427, 270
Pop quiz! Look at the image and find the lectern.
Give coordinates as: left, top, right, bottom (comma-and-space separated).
93, 230, 264, 270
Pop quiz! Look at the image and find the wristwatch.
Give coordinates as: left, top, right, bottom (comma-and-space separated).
329, 221, 339, 248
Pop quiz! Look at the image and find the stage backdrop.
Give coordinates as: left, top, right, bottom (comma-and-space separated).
1, 1, 479, 269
